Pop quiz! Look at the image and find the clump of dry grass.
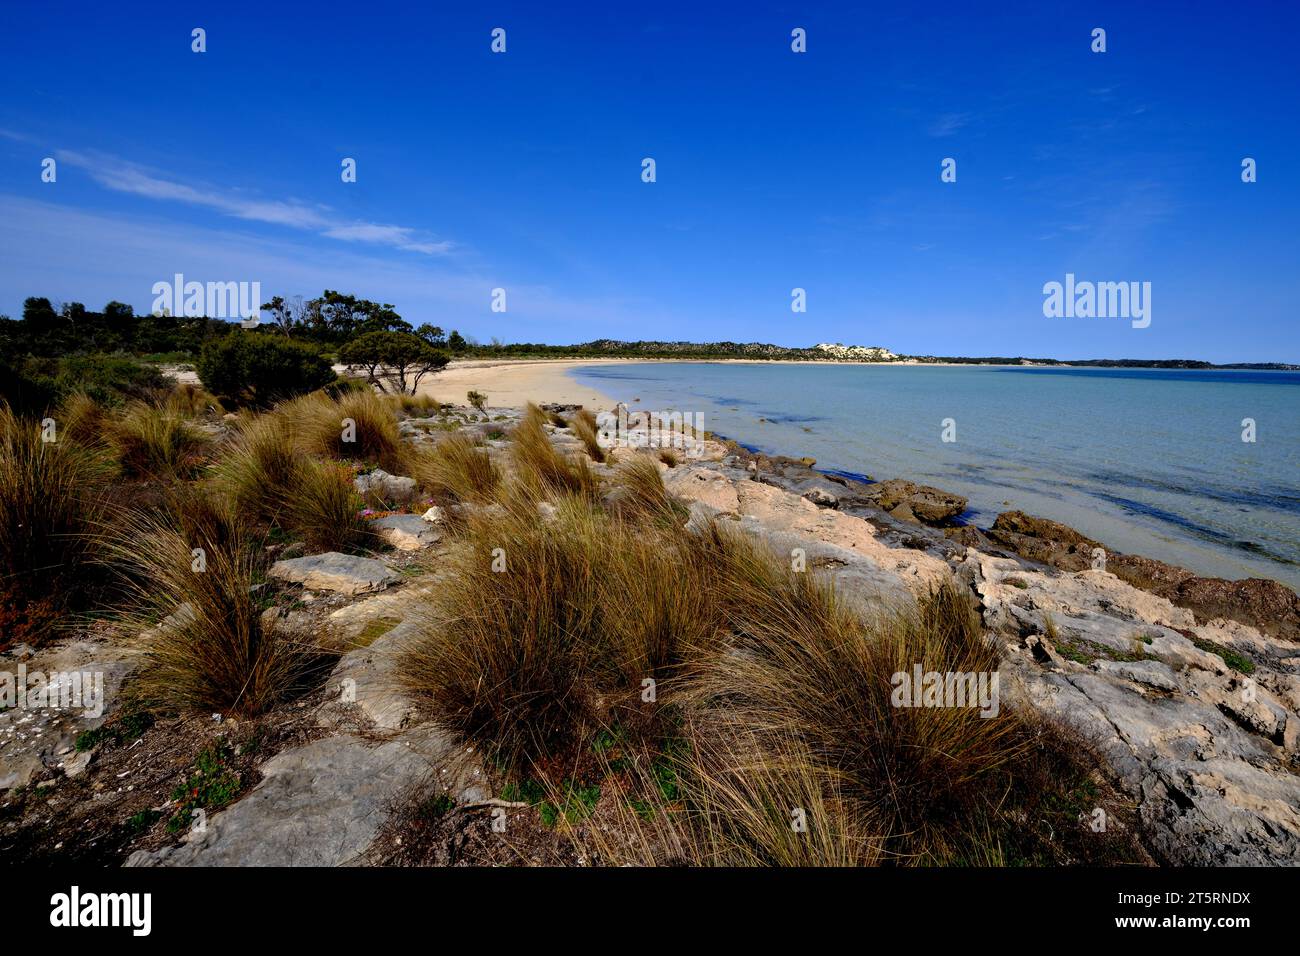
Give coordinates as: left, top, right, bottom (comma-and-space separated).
284, 389, 409, 473
410, 432, 500, 504
0, 404, 112, 647
215, 413, 299, 523
108, 493, 329, 716
610, 454, 686, 526
215, 412, 371, 552
399, 488, 719, 776
569, 408, 606, 462
510, 404, 598, 501
392, 393, 442, 417
165, 383, 223, 419
112, 400, 210, 479
283, 458, 373, 553
658, 448, 680, 467
399, 470, 1137, 866
54, 391, 113, 450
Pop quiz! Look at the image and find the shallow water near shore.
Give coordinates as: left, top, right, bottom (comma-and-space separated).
570, 363, 1300, 589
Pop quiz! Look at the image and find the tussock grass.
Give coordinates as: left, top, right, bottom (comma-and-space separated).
510, 404, 598, 501
611, 454, 686, 526
112, 400, 210, 479
284, 389, 408, 473
108, 493, 328, 716
215, 413, 299, 523
284, 458, 373, 553
0, 404, 111, 646
410, 432, 500, 504
215, 412, 371, 552
399, 489, 718, 776
55, 391, 113, 450
165, 383, 223, 419
392, 393, 442, 417
569, 408, 606, 462
400, 465, 1135, 866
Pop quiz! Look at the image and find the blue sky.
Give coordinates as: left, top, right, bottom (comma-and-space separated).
1, 1, 1296, 362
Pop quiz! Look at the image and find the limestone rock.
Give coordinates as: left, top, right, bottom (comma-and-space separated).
269, 552, 398, 595
368, 514, 439, 551
354, 469, 419, 506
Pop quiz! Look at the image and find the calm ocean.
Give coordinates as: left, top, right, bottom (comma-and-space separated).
569, 363, 1300, 589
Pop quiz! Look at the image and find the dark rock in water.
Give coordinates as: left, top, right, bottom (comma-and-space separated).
988, 510, 1300, 640
944, 525, 993, 550
988, 510, 1099, 570
1161, 576, 1300, 640
859, 478, 968, 525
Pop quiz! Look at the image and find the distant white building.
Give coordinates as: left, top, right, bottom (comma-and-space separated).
813, 343, 898, 361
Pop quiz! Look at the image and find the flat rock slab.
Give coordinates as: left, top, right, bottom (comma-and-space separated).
126, 729, 458, 867
367, 514, 439, 551
0, 639, 141, 791
269, 552, 398, 595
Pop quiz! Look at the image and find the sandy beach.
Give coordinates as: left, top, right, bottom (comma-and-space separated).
415, 358, 621, 409
413, 357, 1051, 412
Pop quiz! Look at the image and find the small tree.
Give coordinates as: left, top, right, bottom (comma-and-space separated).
338, 330, 450, 395
467, 390, 487, 412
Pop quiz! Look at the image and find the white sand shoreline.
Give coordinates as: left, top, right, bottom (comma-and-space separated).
413, 357, 1057, 411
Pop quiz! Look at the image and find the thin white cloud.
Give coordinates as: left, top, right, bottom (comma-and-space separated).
928, 112, 970, 137
0, 195, 652, 335
53, 148, 453, 255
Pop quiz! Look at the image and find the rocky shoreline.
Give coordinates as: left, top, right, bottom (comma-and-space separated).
3, 398, 1297, 866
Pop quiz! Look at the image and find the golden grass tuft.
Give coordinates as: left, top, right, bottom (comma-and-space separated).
509, 404, 599, 501
0, 404, 111, 647
214, 411, 371, 552
283, 389, 409, 473
409, 432, 500, 504
112, 400, 210, 479
569, 407, 606, 462
108, 493, 330, 716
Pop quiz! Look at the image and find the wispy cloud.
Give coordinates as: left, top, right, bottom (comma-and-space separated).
927, 112, 970, 137
52, 148, 453, 255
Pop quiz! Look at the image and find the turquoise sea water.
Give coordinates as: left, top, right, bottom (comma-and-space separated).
569, 363, 1300, 589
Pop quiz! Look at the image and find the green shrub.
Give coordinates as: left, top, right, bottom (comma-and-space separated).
197, 333, 335, 408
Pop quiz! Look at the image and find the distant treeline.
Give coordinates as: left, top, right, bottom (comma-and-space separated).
2, 296, 1293, 378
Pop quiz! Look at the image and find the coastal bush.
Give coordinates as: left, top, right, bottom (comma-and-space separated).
338, 330, 449, 395
197, 333, 336, 409
467, 390, 487, 412
108, 493, 327, 716
0, 355, 168, 417
0, 404, 112, 647
410, 432, 500, 504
